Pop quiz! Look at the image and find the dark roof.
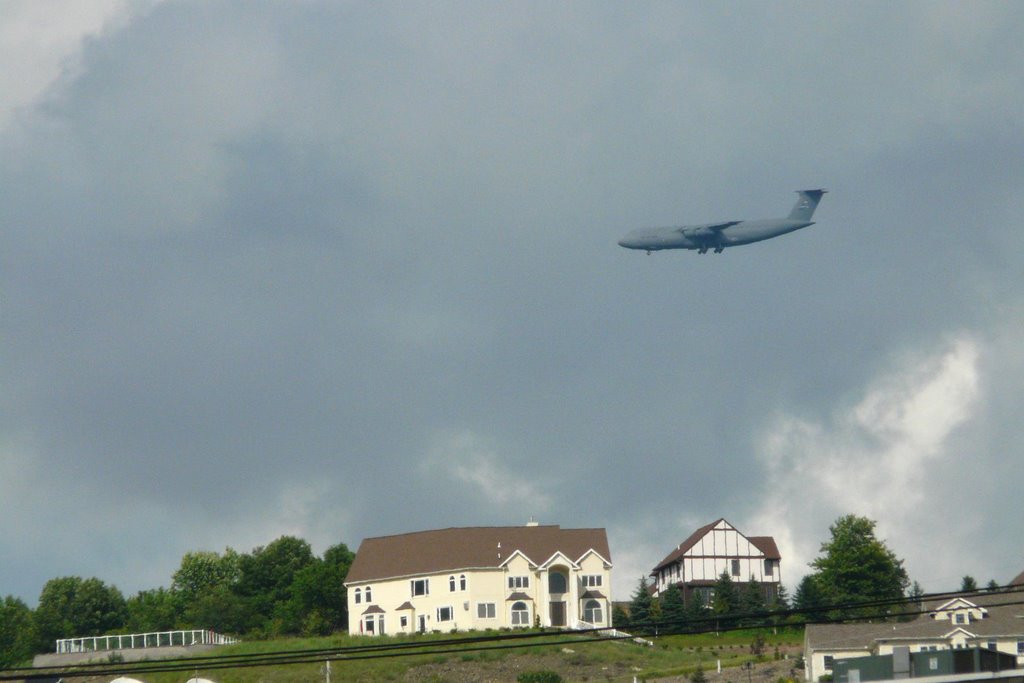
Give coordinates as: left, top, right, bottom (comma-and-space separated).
582, 590, 607, 599
749, 536, 781, 559
652, 519, 719, 571
507, 591, 533, 601
1010, 569, 1024, 586
346, 525, 611, 584
361, 604, 385, 615
652, 518, 780, 572
806, 593, 1024, 650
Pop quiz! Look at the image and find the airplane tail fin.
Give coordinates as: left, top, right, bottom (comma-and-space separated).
787, 189, 827, 221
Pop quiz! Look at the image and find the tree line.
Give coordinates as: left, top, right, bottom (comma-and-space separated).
617, 514, 1005, 632
0, 536, 354, 667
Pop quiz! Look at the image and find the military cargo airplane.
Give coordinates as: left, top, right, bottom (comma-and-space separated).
618, 189, 827, 254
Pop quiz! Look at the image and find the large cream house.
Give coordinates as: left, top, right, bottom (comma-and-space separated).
650, 518, 781, 604
804, 585, 1024, 681
344, 523, 612, 636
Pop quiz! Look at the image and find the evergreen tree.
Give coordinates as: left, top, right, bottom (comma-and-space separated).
684, 588, 709, 626
612, 603, 630, 629
902, 581, 925, 621
985, 579, 1001, 592
740, 577, 767, 626
659, 583, 686, 630
712, 570, 737, 617
793, 574, 826, 623
960, 575, 978, 592
810, 515, 909, 618
628, 577, 654, 629
771, 583, 790, 610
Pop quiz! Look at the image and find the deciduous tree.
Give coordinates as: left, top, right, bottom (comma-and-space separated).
0, 595, 35, 666
34, 577, 127, 651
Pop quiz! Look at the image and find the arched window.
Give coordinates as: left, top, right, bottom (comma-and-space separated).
449, 575, 456, 592
510, 601, 530, 626
548, 572, 567, 594
365, 586, 372, 602
460, 574, 467, 591
583, 599, 603, 624
354, 588, 361, 604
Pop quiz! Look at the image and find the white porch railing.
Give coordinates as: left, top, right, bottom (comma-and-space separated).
56, 629, 238, 654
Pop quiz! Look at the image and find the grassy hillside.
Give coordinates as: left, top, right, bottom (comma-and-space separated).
98, 627, 804, 683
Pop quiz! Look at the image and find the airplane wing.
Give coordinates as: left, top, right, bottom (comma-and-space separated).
680, 221, 741, 238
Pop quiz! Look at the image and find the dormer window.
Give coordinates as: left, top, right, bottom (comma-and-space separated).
955, 613, 967, 624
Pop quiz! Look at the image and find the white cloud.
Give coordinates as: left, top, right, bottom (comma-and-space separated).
423, 430, 553, 512
0, 0, 148, 130
748, 335, 982, 588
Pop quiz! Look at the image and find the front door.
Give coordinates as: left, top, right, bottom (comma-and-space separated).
549, 601, 566, 627
417, 615, 427, 633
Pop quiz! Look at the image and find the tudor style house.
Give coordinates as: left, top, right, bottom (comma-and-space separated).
344, 523, 612, 636
650, 518, 781, 604
804, 584, 1024, 681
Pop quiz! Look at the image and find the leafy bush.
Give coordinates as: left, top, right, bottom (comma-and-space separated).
518, 671, 564, 683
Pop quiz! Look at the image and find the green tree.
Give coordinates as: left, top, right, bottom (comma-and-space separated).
236, 536, 316, 630
684, 588, 708, 626
985, 579, 1000, 592
809, 515, 909, 617
960, 575, 978, 592
0, 596, 35, 666
183, 584, 255, 635
772, 583, 790, 611
628, 577, 654, 629
793, 575, 826, 623
712, 570, 737, 616
740, 578, 767, 625
34, 577, 127, 651
658, 583, 686, 630
612, 603, 630, 629
282, 542, 355, 635
171, 549, 240, 602
904, 581, 925, 619
126, 587, 182, 632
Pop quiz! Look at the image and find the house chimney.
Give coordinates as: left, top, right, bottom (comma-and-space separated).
526, 517, 538, 527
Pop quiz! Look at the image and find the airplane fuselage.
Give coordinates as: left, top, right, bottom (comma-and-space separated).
618, 189, 826, 255
618, 219, 813, 253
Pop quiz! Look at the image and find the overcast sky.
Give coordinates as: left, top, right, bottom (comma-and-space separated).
3, 0, 1024, 608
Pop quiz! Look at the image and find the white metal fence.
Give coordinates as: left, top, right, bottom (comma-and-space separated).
55, 629, 238, 653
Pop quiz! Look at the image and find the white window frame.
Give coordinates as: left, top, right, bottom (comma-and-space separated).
510, 601, 530, 626
411, 578, 430, 597
508, 575, 530, 590
582, 575, 602, 588
437, 605, 454, 623
354, 588, 361, 604
477, 602, 496, 619
449, 575, 457, 592
365, 586, 372, 602
583, 599, 603, 624
460, 574, 467, 591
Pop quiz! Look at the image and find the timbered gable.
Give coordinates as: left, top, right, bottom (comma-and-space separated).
651, 518, 781, 599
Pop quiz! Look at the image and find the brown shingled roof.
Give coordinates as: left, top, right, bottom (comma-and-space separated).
1010, 569, 1024, 586
345, 525, 611, 584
